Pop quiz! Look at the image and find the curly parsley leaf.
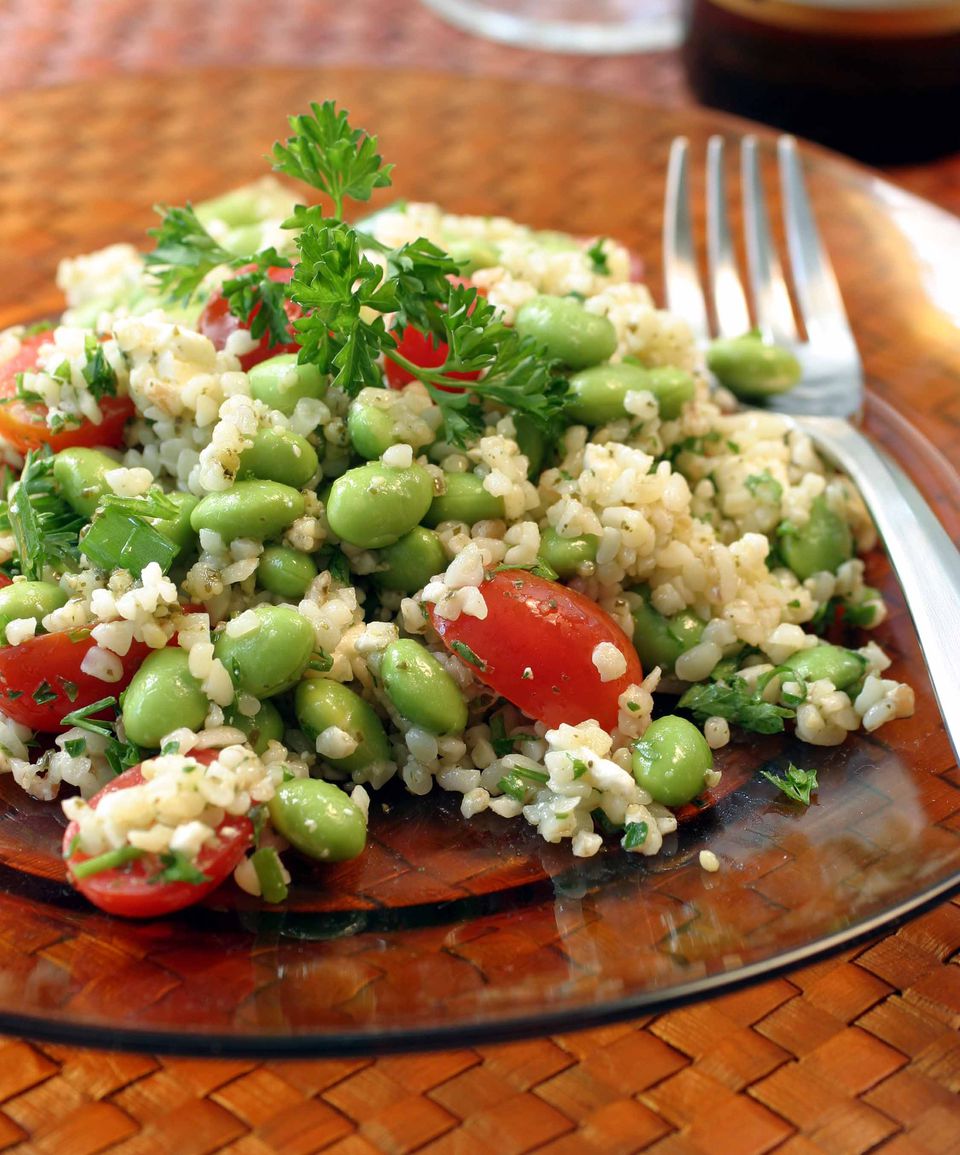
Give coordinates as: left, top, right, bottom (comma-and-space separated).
761, 762, 818, 805
145, 204, 235, 303
81, 336, 118, 401
220, 248, 293, 346
291, 226, 568, 444
678, 677, 795, 735
7, 449, 84, 580
271, 101, 394, 219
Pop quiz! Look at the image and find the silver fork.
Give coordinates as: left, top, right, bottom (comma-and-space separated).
663, 134, 960, 763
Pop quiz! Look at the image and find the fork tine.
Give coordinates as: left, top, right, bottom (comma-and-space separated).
663, 137, 710, 343
778, 136, 858, 348
740, 136, 798, 344
706, 136, 751, 337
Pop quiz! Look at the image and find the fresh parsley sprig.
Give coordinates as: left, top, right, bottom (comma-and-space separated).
220, 248, 293, 347
678, 677, 795, 735
271, 101, 394, 220
761, 762, 818, 805
291, 224, 567, 444
7, 450, 84, 580
60, 696, 142, 778
145, 204, 236, 303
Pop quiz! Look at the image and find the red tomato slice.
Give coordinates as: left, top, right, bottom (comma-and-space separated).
63, 755, 253, 918
198, 265, 303, 371
384, 326, 482, 392
431, 570, 642, 731
0, 574, 11, 589
0, 331, 134, 453
0, 630, 151, 731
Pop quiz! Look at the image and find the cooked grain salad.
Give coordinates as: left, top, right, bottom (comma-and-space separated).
0, 104, 913, 917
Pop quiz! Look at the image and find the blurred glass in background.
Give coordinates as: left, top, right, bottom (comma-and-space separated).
681, 0, 960, 165
419, 0, 683, 53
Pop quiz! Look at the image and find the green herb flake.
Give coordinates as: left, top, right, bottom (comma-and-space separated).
451, 640, 486, 671
679, 678, 795, 734
63, 738, 87, 757
489, 714, 517, 758
761, 762, 819, 805
31, 680, 58, 706
571, 757, 590, 779
79, 507, 179, 575
60, 679, 79, 704
151, 850, 210, 886
621, 821, 648, 851
586, 238, 610, 275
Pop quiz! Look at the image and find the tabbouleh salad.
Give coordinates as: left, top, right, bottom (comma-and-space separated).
0, 104, 913, 918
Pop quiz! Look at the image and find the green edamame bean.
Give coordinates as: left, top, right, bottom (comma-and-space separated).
326, 462, 434, 549
248, 354, 327, 416
347, 398, 399, 461
52, 448, 118, 518
423, 472, 505, 528
644, 366, 696, 420
538, 528, 598, 579
267, 777, 367, 862
190, 480, 304, 543
446, 237, 500, 274
153, 491, 200, 555
257, 545, 318, 598
295, 678, 391, 774
566, 362, 650, 425
778, 495, 853, 580
513, 414, 545, 479
380, 639, 468, 735
532, 230, 580, 253
237, 427, 319, 489
0, 581, 67, 644
706, 332, 801, 398
223, 698, 285, 754
375, 527, 446, 593
515, 295, 617, 370
195, 183, 291, 229
214, 603, 316, 698
781, 643, 866, 691
629, 593, 705, 675
121, 648, 208, 748
631, 715, 713, 807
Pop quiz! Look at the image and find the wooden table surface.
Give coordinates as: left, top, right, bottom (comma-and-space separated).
0, 3, 958, 1154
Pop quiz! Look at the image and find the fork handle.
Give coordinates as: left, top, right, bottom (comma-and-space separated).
799, 416, 960, 764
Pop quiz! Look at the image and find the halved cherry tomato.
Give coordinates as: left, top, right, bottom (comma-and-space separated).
431, 570, 642, 731
0, 331, 134, 453
0, 574, 11, 589
0, 629, 152, 731
198, 265, 303, 371
384, 325, 481, 392
384, 276, 485, 391
63, 754, 253, 918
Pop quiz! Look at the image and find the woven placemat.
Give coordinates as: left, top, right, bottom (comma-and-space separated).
0, 904, 958, 1153
0, 6, 957, 1152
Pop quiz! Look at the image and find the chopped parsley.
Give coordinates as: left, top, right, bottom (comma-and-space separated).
679, 678, 795, 734
80, 335, 119, 401
760, 762, 818, 805
498, 765, 549, 801
60, 696, 142, 777
621, 821, 648, 850
489, 714, 517, 758
586, 237, 610, 275
744, 470, 783, 504
451, 640, 486, 671
31, 681, 58, 706
6, 449, 83, 580
151, 850, 210, 886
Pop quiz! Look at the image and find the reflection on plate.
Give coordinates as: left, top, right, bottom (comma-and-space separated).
0, 68, 958, 1056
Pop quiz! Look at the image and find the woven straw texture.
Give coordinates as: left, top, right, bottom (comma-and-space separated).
0, 5, 958, 1152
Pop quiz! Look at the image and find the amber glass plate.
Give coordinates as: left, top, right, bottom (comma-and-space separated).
0, 68, 958, 1057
